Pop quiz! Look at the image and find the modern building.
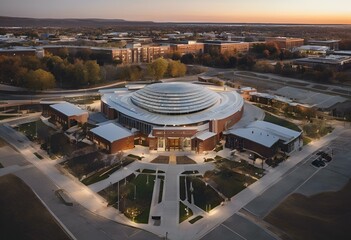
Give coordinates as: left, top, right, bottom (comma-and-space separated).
100, 82, 244, 153
88, 123, 134, 154
44, 102, 88, 129
225, 121, 302, 158
265, 37, 304, 50
308, 39, 340, 50
293, 45, 330, 56
293, 55, 351, 70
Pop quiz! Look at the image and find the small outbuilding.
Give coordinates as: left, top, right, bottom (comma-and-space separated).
88, 123, 134, 154
225, 121, 302, 158
46, 102, 88, 129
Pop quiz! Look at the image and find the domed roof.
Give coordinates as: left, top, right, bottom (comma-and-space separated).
130, 82, 220, 115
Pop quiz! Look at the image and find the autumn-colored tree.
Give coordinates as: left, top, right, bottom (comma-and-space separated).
25, 69, 56, 90
167, 60, 186, 77
148, 58, 168, 80
0, 56, 27, 86
85, 60, 101, 84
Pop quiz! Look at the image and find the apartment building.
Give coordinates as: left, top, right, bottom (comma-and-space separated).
170, 41, 204, 55
204, 41, 250, 55
265, 37, 304, 50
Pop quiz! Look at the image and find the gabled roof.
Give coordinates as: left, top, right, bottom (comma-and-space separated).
50, 102, 87, 117
226, 120, 302, 147
90, 123, 132, 143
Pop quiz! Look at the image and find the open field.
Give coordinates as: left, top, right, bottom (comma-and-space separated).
0, 174, 71, 240
265, 180, 351, 240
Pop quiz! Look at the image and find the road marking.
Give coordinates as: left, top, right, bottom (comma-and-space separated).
221, 223, 247, 240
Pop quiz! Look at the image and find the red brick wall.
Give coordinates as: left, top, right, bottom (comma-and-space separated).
215, 106, 244, 134
110, 136, 134, 154
149, 138, 157, 150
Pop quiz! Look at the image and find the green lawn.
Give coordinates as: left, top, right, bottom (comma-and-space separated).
81, 158, 134, 185
63, 151, 105, 179
98, 173, 155, 223
216, 158, 265, 177
264, 113, 301, 132
191, 177, 224, 211
209, 169, 255, 198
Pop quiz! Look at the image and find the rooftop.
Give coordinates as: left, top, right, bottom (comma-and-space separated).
50, 102, 87, 117
130, 82, 220, 115
294, 55, 351, 65
90, 123, 132, 142
272, 86, 347, 109
228, 127, 279, 148
101, 83, 244, 126
226, 120, 301, 148
194, 131, 217, 141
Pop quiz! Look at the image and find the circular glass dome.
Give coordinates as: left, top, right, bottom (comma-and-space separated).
130, 82, 220, 115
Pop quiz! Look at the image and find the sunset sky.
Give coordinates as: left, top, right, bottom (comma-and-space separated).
1, 0, 350, 24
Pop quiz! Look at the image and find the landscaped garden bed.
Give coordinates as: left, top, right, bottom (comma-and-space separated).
99, 172, 156, 224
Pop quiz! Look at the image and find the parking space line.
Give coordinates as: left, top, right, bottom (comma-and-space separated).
221, 223, 247, 240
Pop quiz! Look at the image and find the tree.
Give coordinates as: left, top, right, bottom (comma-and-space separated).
57, 47, 69, 59
148, 58, 168, 80
75, 48, 92, 61
0, 56, 27, 86
21, 56, 42, 70
25, 69, 56, 90
119, 65, 143, 81
167, 60, 186, 77
238, 55, 256, 70
180, 53, 195, 64
85, 60, 101, 84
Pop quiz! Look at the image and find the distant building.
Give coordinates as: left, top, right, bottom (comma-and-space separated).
43, 44, 170, 64
204, 41, 250, 55
170, 41, 204, 55
293, 45, 330, 56
44, 102, 88, 130
0, 48, 36, 57
224, 121, 302, 158
308, 40, 340, 51
265, 37, 304, 50
88, 123, 134, 154
294, 55, 351, 70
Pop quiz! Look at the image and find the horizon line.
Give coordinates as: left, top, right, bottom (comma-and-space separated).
1, 15, 351, 26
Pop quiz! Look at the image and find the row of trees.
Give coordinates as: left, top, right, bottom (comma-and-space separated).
118, 58, 187, 81
253, 60, 349, 83
0, 55, 102, 90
